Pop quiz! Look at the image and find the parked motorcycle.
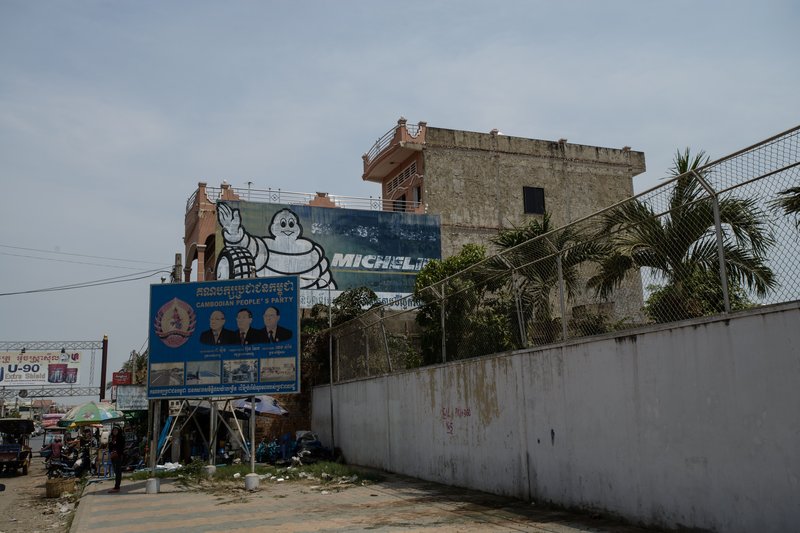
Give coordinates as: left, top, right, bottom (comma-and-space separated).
122, 442, 143, 472
255, 438, 280, 464
46, 444, 91, 479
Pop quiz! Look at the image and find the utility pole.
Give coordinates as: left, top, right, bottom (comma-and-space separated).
172, 253, 183, 283
99, 335, 109, 401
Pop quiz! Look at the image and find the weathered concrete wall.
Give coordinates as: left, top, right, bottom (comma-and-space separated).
422, 127, 644, 257
421, 127, 646, 320
313, 302, 800, 533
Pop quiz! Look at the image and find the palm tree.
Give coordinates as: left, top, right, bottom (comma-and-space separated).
490, 213, 602, 343
588, 148, 776, 322
771, 185, 800, 228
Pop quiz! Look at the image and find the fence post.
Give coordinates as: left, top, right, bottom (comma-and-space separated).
363, 328, 370, 377
512, 270, 527, 347
499, 255, 527, 348
440, 285, 447, 363
379, 321, 393, 373
335, 337, 340, 382
692, 171, 731, 313
556, 254, 568, 341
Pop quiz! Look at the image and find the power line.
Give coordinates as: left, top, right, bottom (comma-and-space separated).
0, 244, 166, 266
0, 268, 173, 297
0, 251, 167, 271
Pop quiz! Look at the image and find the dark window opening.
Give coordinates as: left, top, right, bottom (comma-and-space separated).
523, 186, 545, 214
394, 194, 406, 212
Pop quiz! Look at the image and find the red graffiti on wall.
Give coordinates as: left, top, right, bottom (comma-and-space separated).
440, 406, 472, 435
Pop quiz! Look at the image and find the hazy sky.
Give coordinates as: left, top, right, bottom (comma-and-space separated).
1, 1, 797, 399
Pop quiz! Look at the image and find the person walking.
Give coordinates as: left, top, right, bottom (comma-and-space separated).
107, 426, 126, 493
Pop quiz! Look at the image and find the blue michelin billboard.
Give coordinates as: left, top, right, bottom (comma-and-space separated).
214, 201, 441, 307
148, 277, 299, 399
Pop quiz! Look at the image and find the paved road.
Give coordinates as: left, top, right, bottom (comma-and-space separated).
71, 471, 662, 532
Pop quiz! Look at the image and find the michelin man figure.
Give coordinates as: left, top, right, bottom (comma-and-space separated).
216, 203, 336, 289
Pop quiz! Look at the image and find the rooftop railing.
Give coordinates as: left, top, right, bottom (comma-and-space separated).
188, 185, 424, 214
363, 118, 426, 166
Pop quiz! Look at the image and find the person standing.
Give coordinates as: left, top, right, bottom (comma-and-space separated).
108, 426, 126, 493
50, 437, 63, 460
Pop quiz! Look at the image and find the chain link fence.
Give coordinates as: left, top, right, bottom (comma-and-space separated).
329, 126, 800, 381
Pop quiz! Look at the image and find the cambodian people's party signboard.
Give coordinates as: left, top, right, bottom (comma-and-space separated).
148, 276, 300, 399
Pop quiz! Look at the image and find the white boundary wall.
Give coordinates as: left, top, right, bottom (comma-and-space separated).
312, 302, 800, 532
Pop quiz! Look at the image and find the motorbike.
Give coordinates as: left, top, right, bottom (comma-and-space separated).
255, 438, 280, 464
122, 442, 143, 472
46, 443, 91, 479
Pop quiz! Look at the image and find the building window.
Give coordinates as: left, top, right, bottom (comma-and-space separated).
523, 186, 545, 214
386, 161, 417, 194
413, 186, 421, 205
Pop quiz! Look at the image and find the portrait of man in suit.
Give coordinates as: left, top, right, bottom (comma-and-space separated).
234, 308, 262, 346
199, 310, 237, 346
260, 306, 293, 343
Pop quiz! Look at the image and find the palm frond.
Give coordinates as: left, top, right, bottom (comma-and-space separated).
587, 253, 637, 299
770, 185, 800, 227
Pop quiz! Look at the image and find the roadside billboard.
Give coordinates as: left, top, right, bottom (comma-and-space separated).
148, 276, 300, 399
116, 385, 148, 410
0, 350, 81, 386
214, 200, 441, 307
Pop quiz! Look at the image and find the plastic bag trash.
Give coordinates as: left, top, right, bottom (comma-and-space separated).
233, 473, 241, 479
156, 462, 182, 472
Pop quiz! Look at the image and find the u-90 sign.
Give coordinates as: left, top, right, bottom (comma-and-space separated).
0, 351, 81, 386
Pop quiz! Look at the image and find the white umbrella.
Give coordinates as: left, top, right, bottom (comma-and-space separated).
232, 396, 288, 416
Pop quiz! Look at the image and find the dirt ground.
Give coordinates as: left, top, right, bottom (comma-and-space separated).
71, 467, 664, 533
0, 454, 76, 533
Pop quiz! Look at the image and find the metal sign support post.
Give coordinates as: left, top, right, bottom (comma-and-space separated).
209, 399, 217, 466
328, 284, 335, 455
244, 395, 259, 490
250, 396, 256, 473
147, 399, 161, 494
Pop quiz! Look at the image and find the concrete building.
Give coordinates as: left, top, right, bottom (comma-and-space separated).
363, 118, 645, 256
362, 118, 647, 320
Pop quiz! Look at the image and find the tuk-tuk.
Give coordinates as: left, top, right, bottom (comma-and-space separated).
40, 413, 68, 458
0, 418, 34, 475
40, 427, 71, 458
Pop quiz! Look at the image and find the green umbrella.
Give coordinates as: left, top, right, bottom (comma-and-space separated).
58, 401, 125, 427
